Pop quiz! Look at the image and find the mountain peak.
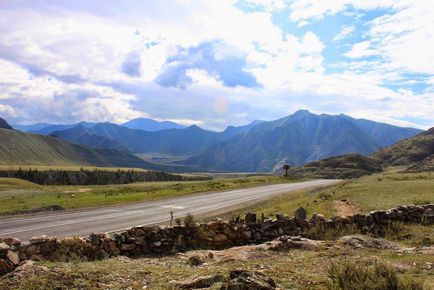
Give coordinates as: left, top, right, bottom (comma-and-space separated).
293, 109, 312, 116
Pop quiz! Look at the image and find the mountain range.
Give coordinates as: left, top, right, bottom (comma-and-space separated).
5, 111, 424, 172
0, 118, 13, 130
182, 110, 421, 172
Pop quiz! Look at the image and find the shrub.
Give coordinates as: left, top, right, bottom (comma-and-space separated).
183, 213, 196, 229
326, 259, 423, 290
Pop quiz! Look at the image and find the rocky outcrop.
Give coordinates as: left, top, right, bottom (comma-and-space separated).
338, 235, 400, 250
0, 203, 432, 276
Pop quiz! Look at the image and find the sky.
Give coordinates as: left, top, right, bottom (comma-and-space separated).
0, 0, 433, 130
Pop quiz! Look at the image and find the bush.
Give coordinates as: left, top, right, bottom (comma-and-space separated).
326, 259, 423, 290
183, 213, 196, 229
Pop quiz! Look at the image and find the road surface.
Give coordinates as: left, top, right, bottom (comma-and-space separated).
0, 179, 340, 240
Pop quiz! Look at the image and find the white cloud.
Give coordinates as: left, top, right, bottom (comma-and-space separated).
333, 25, 355, 41
0, 0, 433, 130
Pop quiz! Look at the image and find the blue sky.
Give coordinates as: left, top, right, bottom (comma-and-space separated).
0, 0, 433, 130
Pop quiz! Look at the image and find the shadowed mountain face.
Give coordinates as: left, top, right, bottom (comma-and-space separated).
373, 127, 434, 170
50, 125, 129, 151
182, 110, 422, 172
49, 120, 261, 155
0, 118, 13, 130
122, 118, 186, 131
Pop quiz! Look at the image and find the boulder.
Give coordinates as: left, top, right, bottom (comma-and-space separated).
174, 274, 225, 289
0, 242, 10, 253
338, 235, 400, 250
0, 259, 14, 275
6, 251, 20, 266
2, 237, 21, 247
422, 207, 434, 225
222, 269, 276, 290
294, 207, 307, 222
245, 213, 257, 224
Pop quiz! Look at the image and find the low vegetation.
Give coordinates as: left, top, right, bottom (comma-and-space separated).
0, 175, 291, 215
228, 170, 433, 219
0, 168, 210, 185
326, 259, 423, 290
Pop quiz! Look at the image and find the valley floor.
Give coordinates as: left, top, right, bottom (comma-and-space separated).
0, 169, 433, 289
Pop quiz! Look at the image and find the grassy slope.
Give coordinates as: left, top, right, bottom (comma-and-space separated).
0, 129, 167, 170
226, 170, 433, 219
0, 176, 290, 214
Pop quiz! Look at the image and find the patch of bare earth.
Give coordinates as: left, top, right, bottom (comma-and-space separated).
332, 199, 360, 217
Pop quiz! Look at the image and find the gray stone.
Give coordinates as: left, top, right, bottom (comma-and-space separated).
245, 213, 257, 223
294, 207, 307, 222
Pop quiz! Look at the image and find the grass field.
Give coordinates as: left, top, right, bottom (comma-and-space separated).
1, 244, 432, 289
227, 170, 434, 219
0, 176, 292, 215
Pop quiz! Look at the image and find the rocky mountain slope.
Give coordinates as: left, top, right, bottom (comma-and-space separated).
183, 110, 421, 172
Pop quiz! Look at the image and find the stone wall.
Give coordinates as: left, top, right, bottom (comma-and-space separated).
1, 204, 433, 276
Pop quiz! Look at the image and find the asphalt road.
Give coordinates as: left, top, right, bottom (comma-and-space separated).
0, 179, 341, 240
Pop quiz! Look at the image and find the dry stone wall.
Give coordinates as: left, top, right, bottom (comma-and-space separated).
1, 203, 433, 276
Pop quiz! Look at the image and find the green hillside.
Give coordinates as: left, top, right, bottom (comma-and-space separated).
288, 153, 383, 179
0, 128, 169, 170
373, 127, 434, 168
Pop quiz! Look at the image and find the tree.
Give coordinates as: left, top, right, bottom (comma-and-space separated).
283, 164, 290, 178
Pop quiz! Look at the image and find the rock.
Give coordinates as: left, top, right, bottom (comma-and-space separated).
422, 207, 434, 225
0, 259, 14, 275
6, 251, 20, 265
245, 213, 257, 223
0, 242, 11, 252
38, 241, 57, 254
174, 274, 225, 289
2, 237, 21, 247
267, 236, 322, 251
222, 269, 276, 290
9, 260, 48, 279
120, 244, 136, 251
294, 207, 307, 222
213, 234, 228, 242
338, 235, 400, 250
29, 235, 48, 244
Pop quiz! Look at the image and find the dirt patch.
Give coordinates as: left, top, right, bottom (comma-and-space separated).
63, 188, 92, 194
332, 199, 360, 217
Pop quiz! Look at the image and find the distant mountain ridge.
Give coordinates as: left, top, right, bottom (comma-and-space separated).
50, 125, 129, 152
122, 118, 185, 131
46, 120, 261, 156
182, 110, 422, 172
